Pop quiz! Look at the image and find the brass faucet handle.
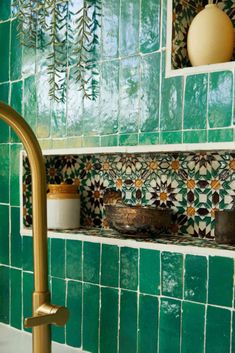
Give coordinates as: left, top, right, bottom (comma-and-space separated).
24, 303, 69, 328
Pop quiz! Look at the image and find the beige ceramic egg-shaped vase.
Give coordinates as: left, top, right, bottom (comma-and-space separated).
187, 4, 234, 66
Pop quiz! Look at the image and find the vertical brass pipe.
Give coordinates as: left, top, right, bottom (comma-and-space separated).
0, 102, 50, 352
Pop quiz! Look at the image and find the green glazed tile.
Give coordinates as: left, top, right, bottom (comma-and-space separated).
232, 311, 235, 353
0, 205, 9, 265
140, 53, 160, 132
101, 135, 118, 147
161, 0, 167, 47
23, 236, 33, 272
159, 298, 181, 353
184, 74, 208, 130
120, 0, 139, 56
10, 20, 22, 81
184, 255, 207, 303
208, 71, 233, 128
24, 76, 37, 133
208, 256, 233, 307
83, 283, 99, 353
83, 242, 100, 284
100, 60, 119, 134
119, 133, 138, 146
0, 83, 9, 143
102, 0, 120, 58
51, 239, 65, 279
83, 70, 100, 136
36, 73, 51, 138
101, 244, 119, 288
51, 277, 66, 343
0, 144, 9, 203
10, 268, 22, 329
140, 0, 160, 53
10, 144, 21, 206
120, 247, 138, 290
182, 302, 205, 353
119, 290, 137, 353
22, 46, 36, 76
206, 306, 231, 353
11, 206, 22, 268
0, 0, 11, 20
119, 57, 139, 133
66, 280, 82, 348
66, 240, 82, 281
23, 271, 34, 333
83, 135, 100, 148
0, 266, 9, 323
160, 131, 182, 144
0, 22, 10, 83
138, 294, 158, 353
10, 81, 23, 143
51, 100, 66, 138
67, 68, 83, 137
139, 249, 160, 295
161, 252, 183, 298
100, 287, 119, 353
183, 130, 207, 144
139, 132, 159, 145
208, 128, 233, 142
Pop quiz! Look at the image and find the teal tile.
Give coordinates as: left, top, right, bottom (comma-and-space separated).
160, 131, 182, 144
138, 294, 158, 353
208, 128, 233, 142
206, 306, 231, 353
83, 283, 99, 353
24, 76, 37, 133
208, 256, 233, 307
140, 53, 160, 132
119, 290, 137, 353
120, 247, 138, 290
208, 71, 233, 128
83, 135, 100, 148
140, 0, 160, 53
102, 0, 120, 58
139, 132, 159, 145
139, 249, 160, 295
184, 74, 208, 130
23, 271, 34, 333
66, 240, 82, 281
0, 266, 9, 323
67, 68, 83, 137
120, 0, 139, 56
10, 144, 21, 206
0, 0, 11, 20
51, 277, 66, 343
119, 133, 138, 146
83, 242, 100, 284
0, 22, 10, 83
100, 287, 119, 353
23, 236, 33, 272
161, 0, 167, 47
0, 144, 9, 203
0, 83, 9, 143
100, 60, 119, 134
10, 20, 22, 81
10, 268, 22, 329
159, 298, 181, 353
183, 130, 207, 144
83, 70, 100, 136
101, 135, 118, 147
10, 81, 23, 143
66, 280, 82, 348
182, 302, 205, 353
101, 244, 119, 288
36, 73, 51, 138
51, 100, 66, 138
51, 239, 65, 279
119, 57, 139, 133
11, 207, 22, 268
232, 311, 235, 353
22, 46, 36, 76
184, 255, 207, 303
161, 252, 183, 298
0, 205, 9, 265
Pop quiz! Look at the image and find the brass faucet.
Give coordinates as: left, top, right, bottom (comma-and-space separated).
0, 102, 69, 353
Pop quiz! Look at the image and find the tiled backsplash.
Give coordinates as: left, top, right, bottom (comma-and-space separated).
23, 151, 235, 239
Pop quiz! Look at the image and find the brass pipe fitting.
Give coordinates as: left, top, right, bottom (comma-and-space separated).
25, 304, 69, 328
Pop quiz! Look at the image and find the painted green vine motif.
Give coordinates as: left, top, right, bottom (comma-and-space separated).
13, 0, 101, 102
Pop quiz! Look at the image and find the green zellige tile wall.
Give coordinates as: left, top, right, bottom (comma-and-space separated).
0, 0, 234, 148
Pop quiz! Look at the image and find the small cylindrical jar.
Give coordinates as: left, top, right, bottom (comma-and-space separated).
47, 184, 80, 230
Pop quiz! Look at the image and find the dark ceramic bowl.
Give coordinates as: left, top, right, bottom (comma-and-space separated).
105, 205, 172, 238
215, 209, 235, 245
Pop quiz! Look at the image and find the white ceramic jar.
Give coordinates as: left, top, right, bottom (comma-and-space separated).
47, 184, 80, 230
187, 4, 234, 66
